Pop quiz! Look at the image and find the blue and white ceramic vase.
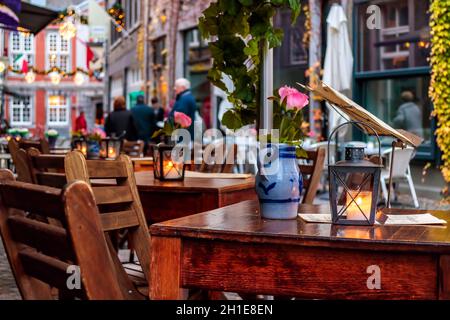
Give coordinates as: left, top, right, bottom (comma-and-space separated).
256, 144, 303, 220
87, 141, 101, 159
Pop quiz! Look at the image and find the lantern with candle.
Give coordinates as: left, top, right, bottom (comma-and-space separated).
152, 143, 186, 181
73, 138, 87, 157
151, 111, 192, 180
328, 121, 382, 226
100, 138, 122, 160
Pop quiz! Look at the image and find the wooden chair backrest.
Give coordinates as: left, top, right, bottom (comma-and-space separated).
18, 139, 50, 154
122, 140, 145, 157
7, 139, 34, 183
298, 148, 326, 205
65, 151, 151, 295
0, 170, 123, 300
199, 142, 238, 173
27, 148, 66, 188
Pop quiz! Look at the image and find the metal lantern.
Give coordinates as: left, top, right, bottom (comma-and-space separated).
101, 138, 122, 160
328, 121, 382, 226
152, 143, 185, 181
73, 138, 87, 157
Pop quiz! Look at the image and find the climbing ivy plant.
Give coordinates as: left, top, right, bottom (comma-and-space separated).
429, 0, 450, 200
198, 0, 302, 130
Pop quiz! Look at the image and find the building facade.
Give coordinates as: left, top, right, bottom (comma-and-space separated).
3, 0, 105, 140
107, 0, 145, 112
105, 0, 436, 162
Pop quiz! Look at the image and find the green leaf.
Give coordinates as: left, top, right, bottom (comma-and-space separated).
288, 0, 301, 24
222, 110, 243, 130
151, 129, 163, 139
238, 0, 253, 6
267, 28, 284, 49
296, 147, 308, 159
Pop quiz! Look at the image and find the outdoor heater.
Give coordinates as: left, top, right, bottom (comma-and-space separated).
152, 143, 185, 181
328, 121, 382, 226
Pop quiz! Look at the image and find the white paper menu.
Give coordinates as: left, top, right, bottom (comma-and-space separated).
298, 213, 447, 226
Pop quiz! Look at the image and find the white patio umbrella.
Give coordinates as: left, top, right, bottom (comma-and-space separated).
323, 3, 353, 137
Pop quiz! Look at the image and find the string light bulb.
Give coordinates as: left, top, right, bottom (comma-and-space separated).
59, 20, 77, 40
50, 72, 61, 85
25, 71, 36, 84
0, 61, 6, 73
74, 72, 85, 86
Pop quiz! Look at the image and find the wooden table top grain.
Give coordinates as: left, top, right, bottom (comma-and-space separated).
133, 171, 255, 194
150, 200, 450, 254
150, 201, 450, 300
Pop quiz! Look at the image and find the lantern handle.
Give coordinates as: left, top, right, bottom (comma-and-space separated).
327, 121, 382, 167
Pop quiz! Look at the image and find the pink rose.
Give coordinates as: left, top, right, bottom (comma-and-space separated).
278, 86, 309, 110
93, 127, 106, 139
174, 111, 192, 128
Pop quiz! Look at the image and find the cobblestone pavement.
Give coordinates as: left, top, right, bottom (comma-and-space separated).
0, 241, 20, 300
0, 194, 449, 301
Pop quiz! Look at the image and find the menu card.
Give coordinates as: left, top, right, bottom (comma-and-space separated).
298, 213, 447, 226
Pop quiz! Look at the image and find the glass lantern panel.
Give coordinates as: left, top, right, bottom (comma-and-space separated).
162, 150, 183, 179
332, 170, 376, 222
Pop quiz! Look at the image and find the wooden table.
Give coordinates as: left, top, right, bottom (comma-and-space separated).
150, 200, 450, 300
134, 171, 256, 224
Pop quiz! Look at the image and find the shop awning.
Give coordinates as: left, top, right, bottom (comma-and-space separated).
0, 1, 58, 34
18, 1, 59, 34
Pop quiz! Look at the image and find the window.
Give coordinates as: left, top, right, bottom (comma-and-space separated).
355, 0, 434, 159
10, 96, 33, 126
273, 5, 308, 88
9, 32, 34, 71
152, 37, 166, 68
47, 94, 69, 125
126, 0, 140, 29
183, 28, 211, 127
46, 32, 71, 72
362, 76, 433, 146
357, 0, 430, 72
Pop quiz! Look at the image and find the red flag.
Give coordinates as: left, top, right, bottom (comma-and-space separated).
87, 46, 95, 70
21, 59, 28, 74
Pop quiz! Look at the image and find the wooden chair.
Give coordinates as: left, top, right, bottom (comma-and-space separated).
199, 141, 238, 173
65, 151, 151, 296
19, 139, 51, 154
7, 139, 34, 183
0, 170, 123, 300
122, 140, 145, 157
298, 148, 326, 205
26, 148, 66, 188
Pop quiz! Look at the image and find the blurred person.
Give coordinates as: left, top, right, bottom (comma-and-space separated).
131, 95, 154, 150
75, 111, 87, 133
105, 96, 137, 140
393, 90, 424, 138
170, 78, 197, 139
151, 97, 165, 123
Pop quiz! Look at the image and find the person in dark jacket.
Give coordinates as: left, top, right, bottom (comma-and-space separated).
105, 96, 137, 140
169, 78, 197, 139
151, 97, 165, 123
131, 95, 154, 147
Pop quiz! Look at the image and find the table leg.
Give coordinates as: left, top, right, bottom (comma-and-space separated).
439, 255, 450, 300
150, 236, 187, 300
